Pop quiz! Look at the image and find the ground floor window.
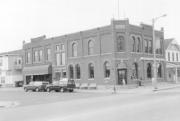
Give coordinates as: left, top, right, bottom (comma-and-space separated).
75, 64, 81, 79
33, 74, 52, 82
89, 63, 94, 79
132, 63, 138, 79
69, 65, 74, 79
104, 61, 110, 78
157, 63, 162, 78
147, 63, 152, 78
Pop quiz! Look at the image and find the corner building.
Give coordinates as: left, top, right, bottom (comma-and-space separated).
23, 19, 166, 85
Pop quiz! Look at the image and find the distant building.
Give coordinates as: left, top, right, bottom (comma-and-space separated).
165, 38, 180, 83
23, 19, 166, 86
0, 50, 23, 87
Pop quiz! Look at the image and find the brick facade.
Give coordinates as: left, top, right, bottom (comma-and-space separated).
23, 19, 166, 85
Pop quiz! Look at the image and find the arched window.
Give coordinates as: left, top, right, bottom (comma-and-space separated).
88, 63, 94, 78
75, 64, 81, 79
132, 36, 136, 52
104, 61, 110, 78
137, 37, 141, 52
132, 63, 138, 79
69, 65, 74, 79
117, 35, 124, 51
72, 43, 77, 57
157, 63, 162, 78
147, 63, 152, 78
88, 40, 94, 55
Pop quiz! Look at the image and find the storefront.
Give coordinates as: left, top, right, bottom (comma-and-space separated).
23, 65, 52, 84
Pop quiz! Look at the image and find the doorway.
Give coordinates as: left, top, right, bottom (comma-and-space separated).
117, 69, 127, 85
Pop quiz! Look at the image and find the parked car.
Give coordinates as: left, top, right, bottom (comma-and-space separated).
45, 78, 76, 92
59, 78, 76, 92
24, 81, 49, 92
45, 81, 61, 92
15, 81, 24, 87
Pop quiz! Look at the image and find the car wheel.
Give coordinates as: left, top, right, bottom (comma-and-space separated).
60, 88, 64, 92
35, 88, 39, 92
24, 88, 28, 92
46, 88, 50, 92
69, 89, 73, 92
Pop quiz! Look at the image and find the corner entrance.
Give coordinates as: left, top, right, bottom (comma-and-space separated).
117, 69, 127, 85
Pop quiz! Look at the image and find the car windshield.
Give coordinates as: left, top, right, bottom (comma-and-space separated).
68, 80, 75, 84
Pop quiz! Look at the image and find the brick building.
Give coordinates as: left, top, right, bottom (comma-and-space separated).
23, 19, 166, 85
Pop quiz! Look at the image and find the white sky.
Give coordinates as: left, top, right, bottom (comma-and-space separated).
0, 0, 179, 53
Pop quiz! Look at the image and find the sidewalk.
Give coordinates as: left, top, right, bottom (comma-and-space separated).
76, 82, 180, 94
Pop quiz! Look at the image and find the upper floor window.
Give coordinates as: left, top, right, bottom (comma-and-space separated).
15, 58, 22, 65
56, 53, 60, 66
144, 39, 152, 54
56, 45, 60, 51
39, 50, 43, 62
156, 38, 163, 54
132, 36, 136, 52
34, 51, 38, 62
148, 40, 152, 53
132, 35, 142, 53
172, 52, 175, 61
117, 34, 125, 51
72, 43, 77, 57
47, 48, 51, 61
176, 53, 178, 62
168, 52, 170, 61
61, 44, 65, 51
88, 40, 94, 55
145, 40, 148, 53
137, 37, 141, 52
26, 52, 31, 64
61, 52, 65, 65
0, 58, 2, 66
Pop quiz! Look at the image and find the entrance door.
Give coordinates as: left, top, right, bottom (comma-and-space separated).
117, 69, 127, 85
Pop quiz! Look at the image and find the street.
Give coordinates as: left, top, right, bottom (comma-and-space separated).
0, 87, 180, 121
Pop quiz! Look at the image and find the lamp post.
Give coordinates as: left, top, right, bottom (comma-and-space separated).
152, 14, 166, 90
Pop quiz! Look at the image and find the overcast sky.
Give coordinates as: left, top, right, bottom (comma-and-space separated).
0, 0, 178, 53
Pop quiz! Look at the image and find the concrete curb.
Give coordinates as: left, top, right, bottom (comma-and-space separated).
153, 84, 180, 91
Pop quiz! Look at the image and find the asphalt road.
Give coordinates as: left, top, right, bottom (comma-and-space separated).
0, 88, 180, 121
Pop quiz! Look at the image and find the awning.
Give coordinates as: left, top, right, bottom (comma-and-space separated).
23, 65, 52, 75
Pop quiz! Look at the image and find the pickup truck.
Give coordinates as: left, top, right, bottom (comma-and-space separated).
45, 78, 75, 92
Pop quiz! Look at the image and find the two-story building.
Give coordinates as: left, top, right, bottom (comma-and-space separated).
23, 19, 166, 86
0, 50, 23, 87
165, 38, 180, 83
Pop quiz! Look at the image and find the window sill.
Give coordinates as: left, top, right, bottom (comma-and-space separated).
88, 78, 94, 81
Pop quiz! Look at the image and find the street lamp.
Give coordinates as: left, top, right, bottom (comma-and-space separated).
152, 14, 167, 90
